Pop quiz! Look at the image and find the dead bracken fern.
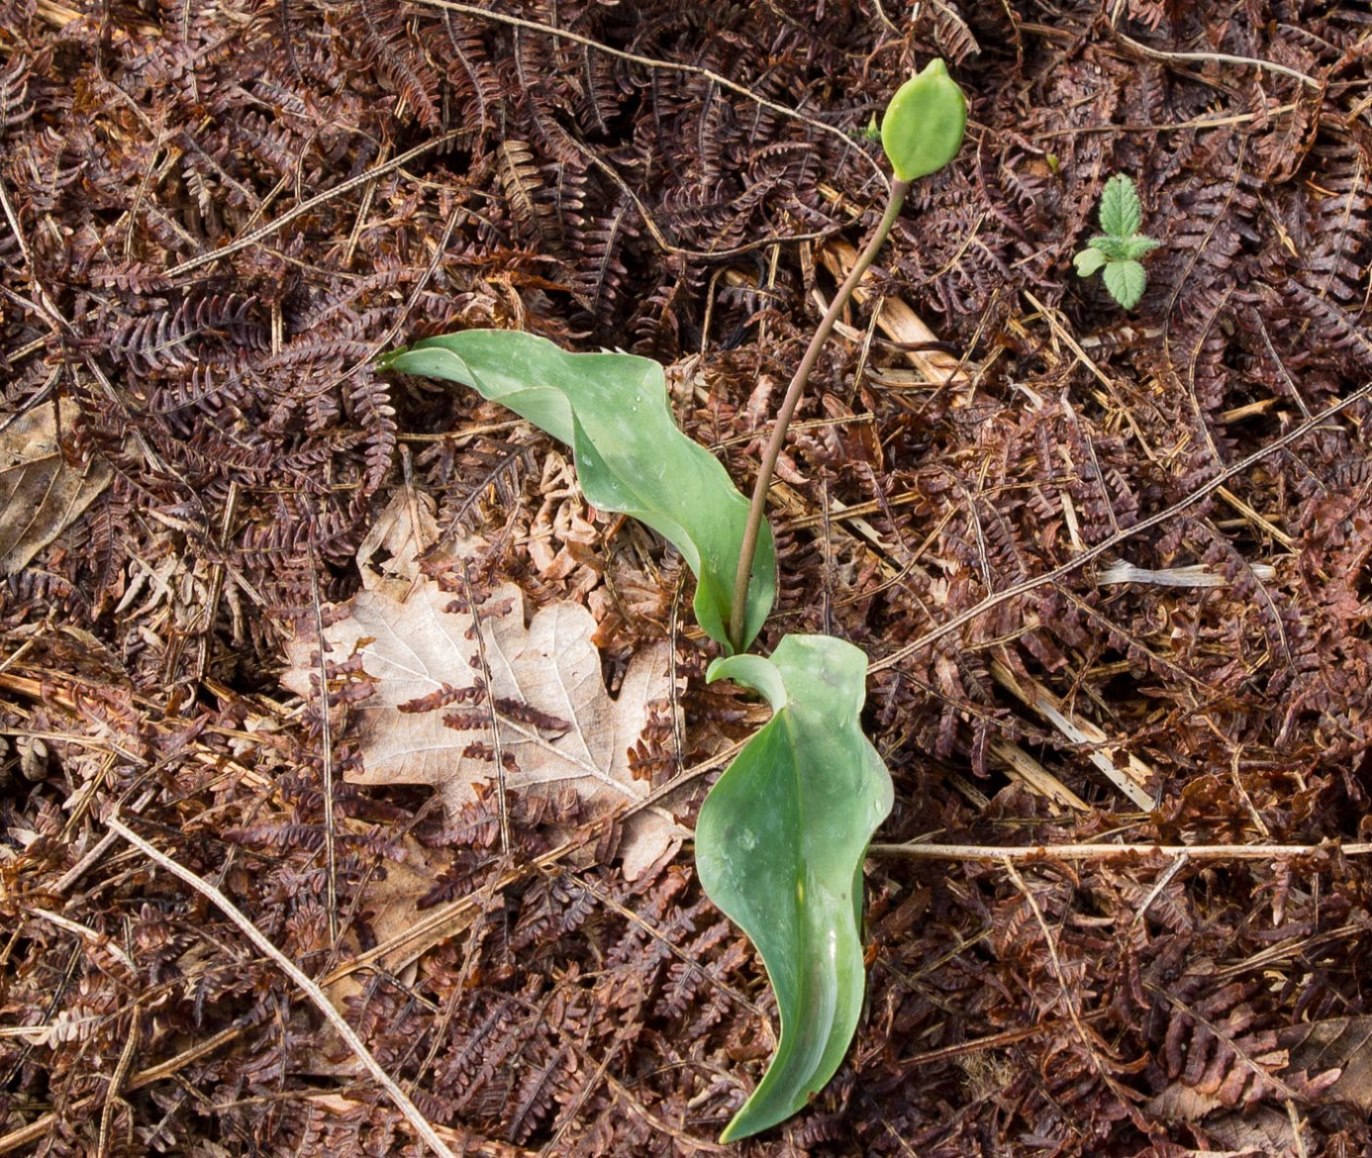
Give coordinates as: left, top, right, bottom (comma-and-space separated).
1, 0, 1372, 1153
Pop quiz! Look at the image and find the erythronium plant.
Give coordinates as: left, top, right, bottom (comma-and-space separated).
380, 59, 967, 1144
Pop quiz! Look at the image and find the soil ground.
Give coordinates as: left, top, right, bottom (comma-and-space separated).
3, 1, 1372, 1154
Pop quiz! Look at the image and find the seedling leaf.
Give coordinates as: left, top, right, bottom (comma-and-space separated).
698, 635, 894, 1142
381, 330, 776, 653
1073, 247, 1107, 277
1098, 172, 1142, 238
1120, 235, 1162, 261
1075, 174, 1158, 310
1103, 259, 1147, 310
880, 58, 967, 183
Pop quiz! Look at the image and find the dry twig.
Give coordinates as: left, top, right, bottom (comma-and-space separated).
105, 816, 456, 1158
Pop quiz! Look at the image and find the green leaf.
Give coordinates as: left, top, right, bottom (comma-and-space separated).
1103, 259, 1147, 309
1098, 173, 1143, 239
698, 635, 894, 1142
1073, 247, 1107, 277
1119, 234, 1161, 261
880, 58, 967, 183
1087, 234, 1131, 263
380, 330, 776, 652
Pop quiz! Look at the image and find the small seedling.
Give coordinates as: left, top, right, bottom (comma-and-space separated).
1074, 173, 1160, 310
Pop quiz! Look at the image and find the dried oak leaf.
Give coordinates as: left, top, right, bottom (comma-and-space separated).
283, 578, 684, 880
1279, 1015, 1372, 1111
0, 398, 111, 574
1146, 1017, 1364, 1153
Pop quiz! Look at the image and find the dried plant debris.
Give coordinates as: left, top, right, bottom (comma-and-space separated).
0, 398, 111, 574
2, 0, 1372, 1153
283, 568, 684, 881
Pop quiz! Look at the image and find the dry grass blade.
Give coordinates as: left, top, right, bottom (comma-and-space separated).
871, 841, 1372, 861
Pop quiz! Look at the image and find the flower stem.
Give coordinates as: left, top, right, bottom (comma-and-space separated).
727, 179, 910, 652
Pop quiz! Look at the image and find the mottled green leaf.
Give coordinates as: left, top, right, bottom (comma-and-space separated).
380, 330, 775, 653
698, 635, 894, 1141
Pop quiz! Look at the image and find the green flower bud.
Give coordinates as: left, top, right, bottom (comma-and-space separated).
880, 59, 967, 183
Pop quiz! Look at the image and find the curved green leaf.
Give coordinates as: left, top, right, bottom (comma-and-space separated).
380, 330, 776, 652
698, 635, 894, 1142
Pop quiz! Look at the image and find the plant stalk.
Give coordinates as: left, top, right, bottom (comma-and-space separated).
728, 179, 910, 652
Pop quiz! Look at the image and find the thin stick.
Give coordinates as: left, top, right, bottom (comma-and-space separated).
164, 132, 463, 278
1112, 30, 1322, 91
30, 909, 135, 973
1003, 860, 1133, 1118
0, 1026, 245, 1155
870, 375, 1372, 672
307, 563, 339, 948
407, 0, 886, 193
96, 1006, 141, 1158
460, 557, 511, 855
727, 179, 910, 649
106, 817, 455, 1158
870, 840, 1372, 862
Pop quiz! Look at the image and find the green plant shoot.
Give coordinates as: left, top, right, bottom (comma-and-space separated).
880, 58, 968, 183
1074, 173, 1160, 310
385, 60, 963, 1147
727, 59, 967, 651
